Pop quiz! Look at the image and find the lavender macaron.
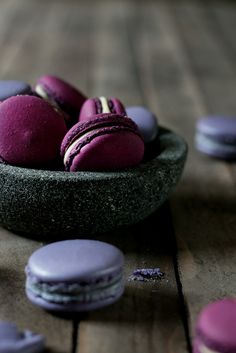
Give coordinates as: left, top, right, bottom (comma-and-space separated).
196, 116, 236, 160
126, 106, 159, 143
0, 80, 32, 101
25, 240, 125, 312
0, 321, 44, 353
194, 298, 236, 353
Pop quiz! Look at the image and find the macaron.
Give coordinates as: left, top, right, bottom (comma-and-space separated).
0, 321, 44, 353
194, 298, 236, 353
25, 240, 125, 312
0, 80, 32, 101
79, 96, 126, 122
126, 106, 159, 143
0, 95, 67, 168
34, 75, 86, 125
61, 114, 145, 171
195, 116, 236, 160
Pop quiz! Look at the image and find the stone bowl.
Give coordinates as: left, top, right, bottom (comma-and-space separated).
0, 127, 187, 237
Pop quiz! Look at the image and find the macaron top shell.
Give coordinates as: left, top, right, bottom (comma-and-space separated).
61, 113, 141, 155
196, 299, 236, 352
126, 106, 158, 143
0, 95, 67, 168
0, 80, 32, 101
27, 240, 124, 283
35, 75, 86, 117
197, 116, 236, 144
79, 96, 126, 122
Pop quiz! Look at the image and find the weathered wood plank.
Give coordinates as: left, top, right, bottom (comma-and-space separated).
77, 2, 187, 353
134, 0, 236, 341
0, 1, 81, 352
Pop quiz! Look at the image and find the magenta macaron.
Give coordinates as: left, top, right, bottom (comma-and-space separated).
34, 75, 86, 124
194, 298, 236, 353
61, 114, 145, 171
0, 95, 67, 168
79, 96, 126, 122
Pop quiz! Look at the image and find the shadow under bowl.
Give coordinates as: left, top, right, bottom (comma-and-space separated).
0, 127, 187, 237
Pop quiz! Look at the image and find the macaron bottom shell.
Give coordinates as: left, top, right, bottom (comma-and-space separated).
195, 133, 236, 160
66, 130, 145, 172
26, 286, 124, 312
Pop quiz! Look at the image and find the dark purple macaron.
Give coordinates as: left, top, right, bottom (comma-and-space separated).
0, 80, 32, 101
193, 298, 236, 353
195, 116, 236, 160
25, 240, 125, 312
61, 114, 145, 171
79, 96, 126, 122
34, 75, 86, 125
0, 95, 67, 168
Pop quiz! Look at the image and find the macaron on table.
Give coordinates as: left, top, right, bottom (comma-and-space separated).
1, 1, 236, 352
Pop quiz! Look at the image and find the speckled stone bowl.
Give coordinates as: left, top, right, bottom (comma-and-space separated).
0, 127, 187, 236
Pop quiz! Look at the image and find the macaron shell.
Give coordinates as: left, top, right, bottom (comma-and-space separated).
0, 95, 67, 167
196, 299, 236, 353
126, 106, 158, 143
36, 75, 86, 117
26, 285, 124, 312
0, 80, 32, 101
27, 240, 124, 283
68, 130, 144, 171
79, 98, 98, 121
197, 116, 236, 143
79, 97, 126, 122
195, 133, 236, 160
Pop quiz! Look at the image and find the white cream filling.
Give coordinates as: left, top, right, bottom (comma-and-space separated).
26, 277, 123, 304
35, 84, 50, 100
199, 343, 219, 353
35, 84, 60, 111
100, 96, 111, 113
63, 128, 102, 165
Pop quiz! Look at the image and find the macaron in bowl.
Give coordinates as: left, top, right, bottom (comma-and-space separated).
0, 126, 187, 236
126, 106, 159, 144
61, 114, 145, 171
79, 96, 126, 122
0, 95, 67, 168
25, 240, 124, 312
0, 80, 32, 101
34, 75, 86, 125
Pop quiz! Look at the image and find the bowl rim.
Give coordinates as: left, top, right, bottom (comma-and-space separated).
0, 126, 188, 181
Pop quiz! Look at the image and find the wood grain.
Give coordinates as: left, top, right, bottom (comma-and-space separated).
0, 0, 236, 352
134, 0, 236, 340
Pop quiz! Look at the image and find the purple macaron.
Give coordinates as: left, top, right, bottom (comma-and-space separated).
34, 75, 86, 125
193, 298, 236, 353
0, 80, 32, 101
195, 116, 236, 160
79, 96, 126, 122
61, 114, 145, 171
126, 106, 159, 143
25, 240, 125, 312
0, 95, 67, 168
0, 321, 44, 353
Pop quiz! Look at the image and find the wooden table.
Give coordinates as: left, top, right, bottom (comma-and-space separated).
0, 0, 236, 352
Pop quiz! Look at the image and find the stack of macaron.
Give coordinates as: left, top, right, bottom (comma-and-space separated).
0, 76, 159, 172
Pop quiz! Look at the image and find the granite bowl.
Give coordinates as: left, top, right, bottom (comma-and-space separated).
0, 127, 187, 237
